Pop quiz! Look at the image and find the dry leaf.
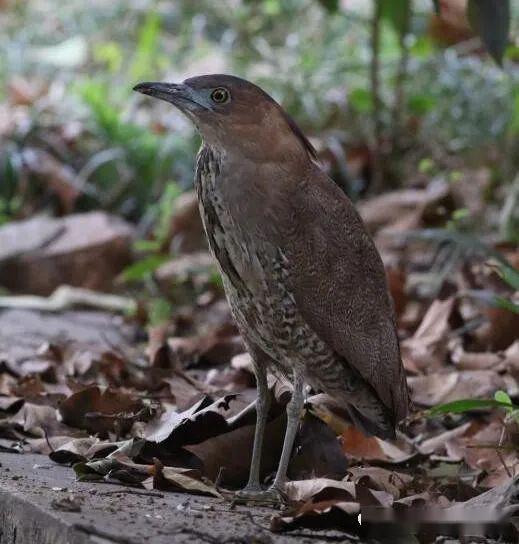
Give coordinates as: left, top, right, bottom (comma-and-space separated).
59, 386, 145, 436
341, 425, 415, 464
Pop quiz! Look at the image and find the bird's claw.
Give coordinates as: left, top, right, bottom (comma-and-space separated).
233, 485, 285, 507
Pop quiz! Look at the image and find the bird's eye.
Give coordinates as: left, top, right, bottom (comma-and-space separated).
211, 87, 230, 104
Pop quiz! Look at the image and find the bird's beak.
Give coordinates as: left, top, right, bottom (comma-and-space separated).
133, 81, 210, 112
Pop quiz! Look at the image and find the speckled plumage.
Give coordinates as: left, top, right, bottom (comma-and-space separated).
195, 143, 402, 438
134, 74, 409, 496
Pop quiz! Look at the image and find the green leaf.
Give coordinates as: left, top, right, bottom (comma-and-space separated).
380, 0, 411, 34
494, 390, 513, 406
148, 298, 173, 327
465, 289, 519, 315
428, 398, 519, 417
491, 261, 519, 291
349, 88, 373, 113
408, 94, 436, 115
121, 255, 169, 283
467, 0, 511, 66
133, 239, 162, 253
317, 0, 339, 13
130, 11, 162, 80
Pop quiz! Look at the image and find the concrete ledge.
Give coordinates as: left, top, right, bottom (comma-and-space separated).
0, 489, 90, 544
0, 451, 355, 544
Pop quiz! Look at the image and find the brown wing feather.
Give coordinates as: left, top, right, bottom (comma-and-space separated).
279, 168, 409, 422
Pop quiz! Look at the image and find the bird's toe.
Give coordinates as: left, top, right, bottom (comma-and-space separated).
234, 485, 285, 507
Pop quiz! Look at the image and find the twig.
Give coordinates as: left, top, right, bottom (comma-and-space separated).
43, 428, 56, 454
369, 0, 384, 194
99, 488, 164, 498
496, 423, 513, 479
0, 285, 136, 314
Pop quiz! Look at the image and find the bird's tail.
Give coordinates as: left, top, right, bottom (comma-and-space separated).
345, 402, 396, 440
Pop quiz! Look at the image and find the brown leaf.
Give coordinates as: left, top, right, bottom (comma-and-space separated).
461, 419, 519, 488
11, 402, 65, 437
418, 421, 474, 459
284, 478, 356, 503
408, 370, 506, 407
477, 306, 519, 351
271, 500, 360, 532
49, 437, 99, 464
358, 180, 451, 235
401, 297, 455, 373
150, 458, 221, 497
341, 425, 415, 464
288, 413, 348, 481
167, 330, 243, 369
144, 394, 236, 446
58, 386, 144, 436
161, 373, 207, 410
186, 414, 286, 487
451, 346, 503, 371
345, 466, 413, 499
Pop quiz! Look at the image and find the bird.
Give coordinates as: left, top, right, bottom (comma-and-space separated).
134, 75, 409, 501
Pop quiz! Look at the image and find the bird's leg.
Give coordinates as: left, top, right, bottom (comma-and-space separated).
234, 368, 304, 506
268, 367, 305, 494
239, 360, 271, 494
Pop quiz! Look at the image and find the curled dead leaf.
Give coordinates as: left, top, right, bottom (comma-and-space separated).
58, 386, 147, 436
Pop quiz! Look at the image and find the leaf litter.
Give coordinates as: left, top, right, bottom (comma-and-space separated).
0, 177, 518, 541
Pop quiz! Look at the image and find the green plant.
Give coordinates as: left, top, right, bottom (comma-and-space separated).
122, 181, 182, 283
429, 390, 519, 426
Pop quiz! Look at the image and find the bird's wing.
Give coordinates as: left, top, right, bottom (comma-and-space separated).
278, 169, 409, 422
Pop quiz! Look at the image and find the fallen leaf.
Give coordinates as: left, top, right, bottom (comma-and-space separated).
186, 413, 286, 487
58, 386, 146, 436
345, 466, 413, 499
288, 412, 348, 480
408, 370, 507, 407
402, 297, 456, 373
149, 458, 221, 497
284, 478, 356, 503
341, 425, 415, 464
271, 500, 360, 532
49, 437, 100, 464
144, 394, 236, 446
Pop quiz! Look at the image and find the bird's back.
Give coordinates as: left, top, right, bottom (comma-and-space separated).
195, 144, 408, 438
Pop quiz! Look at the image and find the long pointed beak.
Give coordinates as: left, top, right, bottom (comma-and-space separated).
133, 82, 190, 104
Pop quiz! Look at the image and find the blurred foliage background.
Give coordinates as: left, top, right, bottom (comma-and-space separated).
0, 0, 518, 241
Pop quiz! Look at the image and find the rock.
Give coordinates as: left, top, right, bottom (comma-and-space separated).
0, 309, 136, 374
0, 212, 134, 295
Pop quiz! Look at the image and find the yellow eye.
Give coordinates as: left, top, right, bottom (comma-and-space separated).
211, 87, 230, 104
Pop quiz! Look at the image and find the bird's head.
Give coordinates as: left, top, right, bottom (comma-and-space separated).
133, 74, 316, 162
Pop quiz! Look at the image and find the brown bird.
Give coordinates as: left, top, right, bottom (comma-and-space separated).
134, 75, 409, 500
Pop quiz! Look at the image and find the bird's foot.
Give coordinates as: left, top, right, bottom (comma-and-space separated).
234, 485, 285, 507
